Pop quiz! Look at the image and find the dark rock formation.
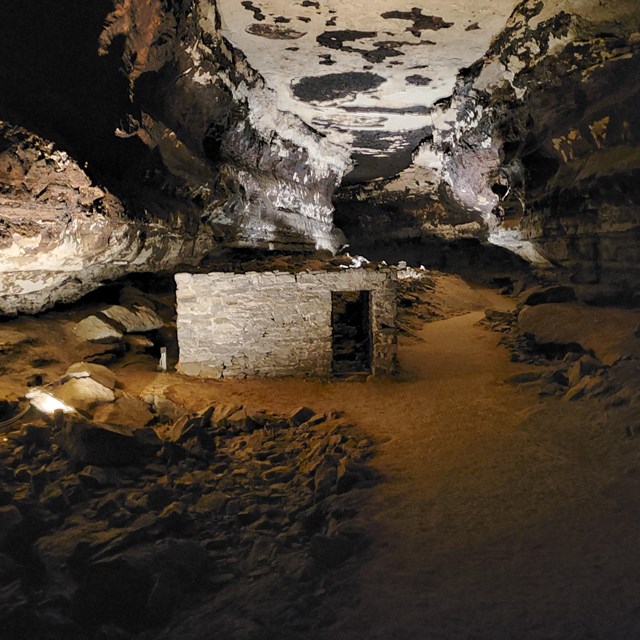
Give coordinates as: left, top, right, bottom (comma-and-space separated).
0, 402, 374, 639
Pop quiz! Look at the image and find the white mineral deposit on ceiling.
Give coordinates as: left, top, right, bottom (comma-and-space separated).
217, 0, 519, 178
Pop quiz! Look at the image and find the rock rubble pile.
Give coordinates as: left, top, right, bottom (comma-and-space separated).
0, 398, 375, 639
482, 283, 640, 412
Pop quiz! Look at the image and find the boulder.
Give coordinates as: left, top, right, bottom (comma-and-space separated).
167, 410, 216, 458
152, 395, 185, 423
74, 546, 156, 627
336, 457, 370, 494
212, 403, 242, 427
57, 417, 144, 466
0, 553, 21, 582
64, 362, 117, 390
75, 316, 123, 343
21, 424, 52, 448
75, 537, 209, 627
53, 378, 115, 413
225, 407, 259, 432
193, 492, 229, 514
484, 308, 514, 322
93, 393, 153, 430
289, 406, 316, 427
314, 457, 338, 498
309, 533, 356, 569
123, 335, 154, 353
100, 305, 163, 333
0, 506, 23, 546
564, 375, 607, 401
132, 428, 163, 455
567, 354, 603, 387
77, 465, 117, 488
301, 412, 327, 427
505, 371, 542, 384
153, 538, 209, 587
118, 286, 156, 310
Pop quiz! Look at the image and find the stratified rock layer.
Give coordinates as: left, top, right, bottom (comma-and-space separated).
336, 1, 640, 288
0, 123, 216, 315
0, 0, 350, 314
1, 0, 640, 311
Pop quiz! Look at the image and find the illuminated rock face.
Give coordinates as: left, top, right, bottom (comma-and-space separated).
0, 123, 217, 315
0, 0, 639, 312
332, 1, 640, 284
0, 0, 350, 313
216, 0, 519, 182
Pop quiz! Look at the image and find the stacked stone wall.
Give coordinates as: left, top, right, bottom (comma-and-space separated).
175, 269, 397, 378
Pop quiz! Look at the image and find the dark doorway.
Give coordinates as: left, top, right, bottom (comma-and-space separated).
331, 290, 372, 377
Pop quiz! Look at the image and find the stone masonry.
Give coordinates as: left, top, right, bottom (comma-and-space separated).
175, 269, 397, 378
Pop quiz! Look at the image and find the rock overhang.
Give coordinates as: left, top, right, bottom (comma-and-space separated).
1, 0, 639, 315
216, 0, 520, 181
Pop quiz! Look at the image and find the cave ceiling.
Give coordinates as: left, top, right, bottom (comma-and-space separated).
0, 0, 639, 314
217, 0, 519, 182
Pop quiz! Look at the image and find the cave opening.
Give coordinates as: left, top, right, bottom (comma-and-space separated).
331, 290, 373, 377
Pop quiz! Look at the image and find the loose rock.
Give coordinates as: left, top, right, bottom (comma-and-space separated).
100, 305, 164, 334
53, 377, 115, 412
64, 362, 117, 391
75, 316, 123, 343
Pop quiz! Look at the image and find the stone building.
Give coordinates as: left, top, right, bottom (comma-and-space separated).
175, 269, 397, 379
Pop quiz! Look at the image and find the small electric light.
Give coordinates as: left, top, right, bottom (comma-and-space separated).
158, 347, 167, 372
25, 390, 75, 416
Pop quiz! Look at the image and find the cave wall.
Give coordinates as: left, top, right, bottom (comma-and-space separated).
0, 123, 218, 314
1, 0, 639, 313
517, 35, 640, 287
336, 0, 640, 286
0, 0, 351, 314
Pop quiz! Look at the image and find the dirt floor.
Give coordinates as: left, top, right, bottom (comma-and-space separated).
111, 281, 640, 640
3, 273, 640, 638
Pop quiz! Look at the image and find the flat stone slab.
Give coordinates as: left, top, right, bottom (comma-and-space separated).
53, 377, 115, 412
75, 316, 123, 343
519, 303, 640, 365
64, 362, 118, 390
101, 305, 164, 333
93, 393, 153, 429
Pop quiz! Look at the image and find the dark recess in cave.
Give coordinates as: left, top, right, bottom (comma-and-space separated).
0, 0, 150, 192
332, 290, 373, 376
522, 146, 561, 190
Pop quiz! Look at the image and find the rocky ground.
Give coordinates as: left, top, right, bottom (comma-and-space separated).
0, 386, 374, 639
2, 265, 640, 639
481, 282, 640, 412
0, 278, 381, 639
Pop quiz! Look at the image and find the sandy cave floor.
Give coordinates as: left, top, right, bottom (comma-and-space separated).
2, 274, 640, 638
114, 284, 640, 639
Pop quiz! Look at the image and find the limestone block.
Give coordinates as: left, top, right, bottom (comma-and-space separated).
64, 362, 118, 390
53, 377, 115, 412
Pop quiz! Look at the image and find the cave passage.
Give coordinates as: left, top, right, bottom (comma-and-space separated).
331, 290, 372, 376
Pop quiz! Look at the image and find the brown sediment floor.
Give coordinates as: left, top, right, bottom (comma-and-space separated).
3, 276, 640, 638
115, 283, 640, 640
